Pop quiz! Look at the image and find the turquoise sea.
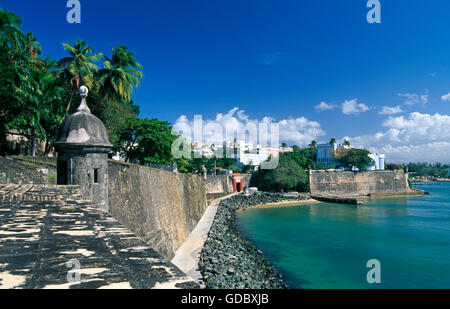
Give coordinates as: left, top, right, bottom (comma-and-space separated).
237, 183, 450, 289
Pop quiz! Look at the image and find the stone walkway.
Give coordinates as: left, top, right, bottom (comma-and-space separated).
0, 185, 198, 289
0, 184, 79, 201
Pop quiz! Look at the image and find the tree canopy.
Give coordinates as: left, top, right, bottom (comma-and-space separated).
0, 9, 59, 155
58, 39, 100, 112
406, 162, 449, 178
250, 153, 309, 192
117, 117, 178, 166
335, 148, 374, 170
0, 8, 142, 156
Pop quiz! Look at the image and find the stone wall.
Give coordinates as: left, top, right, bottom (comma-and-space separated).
0, 157, 55, 185
108, 160, 207, 260
242, 174, 252, 189
205, 174, 253, 199
205, 175, 234, 195
310, 170, 410, 196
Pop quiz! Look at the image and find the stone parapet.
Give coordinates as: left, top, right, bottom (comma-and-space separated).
309, 170, 410, 197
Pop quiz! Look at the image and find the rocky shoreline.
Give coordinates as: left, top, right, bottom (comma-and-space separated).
199, 193, 309, 289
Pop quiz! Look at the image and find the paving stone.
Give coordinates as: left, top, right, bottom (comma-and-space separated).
0, 185, 198, 289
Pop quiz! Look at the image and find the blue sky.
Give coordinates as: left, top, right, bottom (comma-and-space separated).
2, 0, 450, 162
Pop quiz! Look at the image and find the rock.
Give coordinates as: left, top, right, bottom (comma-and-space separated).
199, 194, 292, 289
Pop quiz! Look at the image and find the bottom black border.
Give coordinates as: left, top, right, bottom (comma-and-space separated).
1, 289, 449, 307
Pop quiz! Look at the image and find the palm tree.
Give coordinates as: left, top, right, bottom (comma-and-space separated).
0, 9, 24, 49
96, 45, 143, 105
309, 140, 317, 148
58, 39, 101, 112
22, 33, 41, 57
329, 138, 337, 146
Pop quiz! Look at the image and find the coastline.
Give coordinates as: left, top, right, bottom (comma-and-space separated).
199, 194, 309, 289
411, 179, 450, 183
171, 192, 238, 287
247, 198, 319, 209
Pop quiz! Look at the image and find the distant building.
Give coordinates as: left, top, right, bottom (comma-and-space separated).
205, 140, 292, 169
266, 147, 294, 158
316, 143, 351, 168
228, 141, 270, 168
316, 142, 385, 170
189, 139, 294, 169
368, 153, 385, 171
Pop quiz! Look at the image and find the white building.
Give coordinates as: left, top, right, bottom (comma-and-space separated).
228, 140, 270, 168
368, 153, 385, 171
239, 150, 270, 167
190, 140, 294, 169
316, 143, 351, 168
316, 142, 385, 170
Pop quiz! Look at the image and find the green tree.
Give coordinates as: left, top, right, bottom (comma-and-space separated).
343, 140, 351, 147
117, 117, 179, 166
22, 32, 41, 56
329, 138, 336, 146
406, 162, 450, 178
185, 154, 240, 174
0, 9, 146, 159
91, 45, 143, 147
216, 157, 238, 170
0, 10, 59, 156
58, 39, 101, 112
100, 99, 140, 149
250, 153, 309, 192
0, 9, 23, 49
95, 45, 143, 110
188, 156, 215, 174
39, 57, 73, 154
0, 10, 25, 152
335, 149, 374, 170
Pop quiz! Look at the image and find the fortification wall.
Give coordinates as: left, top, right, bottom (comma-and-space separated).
242, 174, 252, 189
310, 170, 410, 196
108, 160, 207, 260
205, 175, 234, 194
0, 156, 56, 185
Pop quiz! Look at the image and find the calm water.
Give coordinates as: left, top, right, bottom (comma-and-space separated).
237, 183, 450, 289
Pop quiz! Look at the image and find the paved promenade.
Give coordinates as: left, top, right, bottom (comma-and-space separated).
0, 185, 198, 289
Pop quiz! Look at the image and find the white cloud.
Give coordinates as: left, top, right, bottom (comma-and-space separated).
441, 93, 450, 102
398, 92, 429, 106
379, 106, 403, 115
315, 101, 336, 111
341, 99, 370, 115
278, 117, 324, 146
174, 108, 450, 163
373, 143, 450, 163
347, 112, 450, 163
174, 107, 325, 147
